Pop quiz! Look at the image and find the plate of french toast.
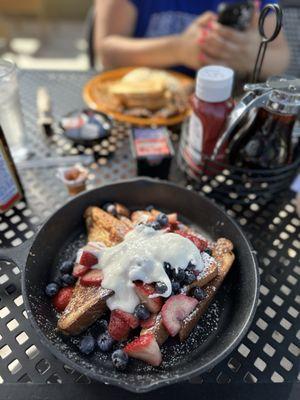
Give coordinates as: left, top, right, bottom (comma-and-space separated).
83, 67, 194, 126
13, 179, 258, 392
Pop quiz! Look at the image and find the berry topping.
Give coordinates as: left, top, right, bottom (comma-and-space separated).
161, 294, 198, 336
97, 332, 115, 352
156, 213, 168, 227
59, 260, 74, 274
163, 262, 173, 278
112, 349, 129, 371
61, 273, 76, 286
204, 248, 212, 256
80, 269, 103, 287
72, 263, 90, 278
148, 221, 161, 230
172, 268, 185, 283
175, 231, 208, 252
140, 313, 157, 329
45, 282, 59, 297
108, 310, 131, 341
52, 286, 74, 312
171, 281, 181, 294
113, 309, 139, 329
102, 203, 117, 216
167, 213, 178, 224
193, 287, 207, 301
186, 261, 196, 271
78, 251, 98, 268
184, 270, 196, 285
98, 319, 108, 331
124, 333, 162, 367
134, 282, 163, 313
155, 281, 167, 294
79, 335, 96, 355
145, 205, 154, 211
134, 304, 150, 321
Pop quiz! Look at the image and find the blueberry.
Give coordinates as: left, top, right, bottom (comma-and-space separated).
186, 261, 196, 271
102, 203, 117, 216
59, 260, 73, 274
145, 205, 154, 211
156, 213, 168, 227
164, 262, 172, 277
45, 282, 59, 297
193, 287, 207, 301
171, 281, 181, 294
79, 335, 96, 355
204, 248, 212, 256
172, 268, 185, 283
97, 332, 115, 352
111, 349, 128, 371
53, 277, 62, 286
184, 270, 196, 285
155, 281, 167, 294
134, 304, 150, 320
61, 274, 76, 286
148, 221, 161, 230
99, 319, 108, 331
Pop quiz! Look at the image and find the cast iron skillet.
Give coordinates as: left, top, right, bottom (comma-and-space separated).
0, 178, 259, 393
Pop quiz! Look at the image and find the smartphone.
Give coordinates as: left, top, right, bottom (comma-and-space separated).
217, 1, 254, 31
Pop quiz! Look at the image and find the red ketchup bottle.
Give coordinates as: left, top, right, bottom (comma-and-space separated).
181, 66, 234, 176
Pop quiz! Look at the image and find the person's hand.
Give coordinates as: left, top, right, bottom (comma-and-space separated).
198, 7, 261, 74
177, 12, 216, 70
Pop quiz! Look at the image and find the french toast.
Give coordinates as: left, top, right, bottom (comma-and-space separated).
57, 207, 130, 335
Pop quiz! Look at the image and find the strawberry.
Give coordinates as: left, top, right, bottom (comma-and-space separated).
140, 313, 157, 329
134, 282, 163, 313
161, 294, 198, 337
175, 231, 208, 252
124, 333, 162, 366
80, 269, 103, 287
52, 287, 73, 312
108, 310, 131, 341
72, 263, 90, 277
79, 251, 98, 268
114, 309, 139, 329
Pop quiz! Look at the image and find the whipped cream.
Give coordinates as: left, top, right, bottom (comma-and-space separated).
93, 225, 204, 313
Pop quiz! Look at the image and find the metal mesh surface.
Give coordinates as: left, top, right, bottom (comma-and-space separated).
0, 71, 299, 389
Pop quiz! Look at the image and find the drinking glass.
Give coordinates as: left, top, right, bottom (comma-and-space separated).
0, 59, 30, 162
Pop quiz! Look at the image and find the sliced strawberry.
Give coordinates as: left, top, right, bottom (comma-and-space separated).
108, 310, 131, 341
167, 213, 178, 224
80, 269, 103, 287
134, 282, 163, 313
124, 333, 162, 366
79, 250, 98, 268
161, 294, 198, 337
72, 263, 90, 277
52, 287, 73, 312
114, 309, 139, 329
175, 231, 208, 252
140, 313, 157, 329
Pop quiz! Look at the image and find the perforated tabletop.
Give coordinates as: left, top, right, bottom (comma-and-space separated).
0, 71, 299, 400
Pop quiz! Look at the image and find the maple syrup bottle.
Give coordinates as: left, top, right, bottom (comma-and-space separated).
0, 125, 24, 213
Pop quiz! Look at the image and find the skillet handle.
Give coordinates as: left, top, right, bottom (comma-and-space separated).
0, 234, 37, 270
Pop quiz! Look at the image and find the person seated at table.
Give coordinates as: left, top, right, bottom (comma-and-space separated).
93, 0, 290, 79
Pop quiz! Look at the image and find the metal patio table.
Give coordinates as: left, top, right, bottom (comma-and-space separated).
0, 70, 299, 400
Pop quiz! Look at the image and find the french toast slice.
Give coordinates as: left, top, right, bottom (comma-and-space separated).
85, 206, 131, 246
179, 238, 234, 341
140, 257, 219, 345
57, 207, 131, 335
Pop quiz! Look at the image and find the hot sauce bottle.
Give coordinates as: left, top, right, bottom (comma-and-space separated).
181, 66, 234, 174
0, 125, 24, 213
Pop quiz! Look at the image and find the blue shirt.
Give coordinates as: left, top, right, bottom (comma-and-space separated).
129, 0, 276, 75
130, 0, 276, 38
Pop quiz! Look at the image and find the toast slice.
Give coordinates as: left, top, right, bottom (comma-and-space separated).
140, 256, 219, 345
179, 238, 234, 341
85, 206, 131, 246
57, 207, 130, 335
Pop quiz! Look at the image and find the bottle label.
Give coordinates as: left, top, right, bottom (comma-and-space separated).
0, 142, 21, 211
133, 128, 171, 157
187, 112, 203, 163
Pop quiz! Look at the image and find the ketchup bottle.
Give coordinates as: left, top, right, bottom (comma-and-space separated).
181, 66, 234, 174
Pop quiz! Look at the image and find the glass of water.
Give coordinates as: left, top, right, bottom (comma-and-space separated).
0, 59, 30, 162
